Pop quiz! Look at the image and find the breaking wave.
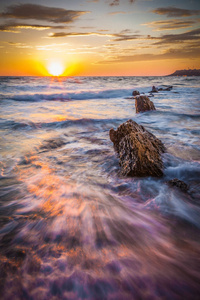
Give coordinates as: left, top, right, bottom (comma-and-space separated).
2, 88, 134, 102
0, 117, 125, 131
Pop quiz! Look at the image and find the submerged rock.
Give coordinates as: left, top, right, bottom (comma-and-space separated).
165, 86, 173, 91
109, 119, 165, 177
40, 138, 65, 151
158, 86, 173, 91
151, 86, 158, 93
149, 85, 173, 93
168, 178, 188, 193
132, 90, 140, 96
148, 93, 154, 97
135, 95, 156, 113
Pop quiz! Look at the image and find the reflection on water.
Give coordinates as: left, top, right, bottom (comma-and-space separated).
0, 76, 200, 299
1, 135, 200, 299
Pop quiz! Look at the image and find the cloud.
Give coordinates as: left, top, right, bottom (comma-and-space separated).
0, 24, 19, 33
152, 7, 200, 17
6, 42, 32, 48
109, 0, 120, 6
81, 26, 95, 29
0, 23, 67, 32
48, 29, 142, 41
98, 29, 109, 32
48, 32, 70, 38
48, 31, 113, 38
49, 27, 200, 47
35, 43, 100, 54
0, 4, 89, 23
96, 47, 200, 64
103, 43, 119, 48
154, 28, 200, 45
112, 32, 142, 41
109, 11, 126, 15
109, 0, 135, 5
187, 41, 200, 48
36, 43, 69, 51
143, 19, 199, 31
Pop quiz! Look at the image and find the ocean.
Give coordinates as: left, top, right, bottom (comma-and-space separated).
0, 76, 200, 299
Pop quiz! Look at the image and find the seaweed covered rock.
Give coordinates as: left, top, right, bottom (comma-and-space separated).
109, 120, 165, 177
168, 178, 188, 193
135, 95, 156, 113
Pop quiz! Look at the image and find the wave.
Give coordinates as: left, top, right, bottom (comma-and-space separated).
165, 161, 200, 182
0, 117, 125, 131
0, 120, 39, 130
152, 110, 200, 120
148, 183, 200, 228
5, 93, 71, 102
3, 88, 133, 102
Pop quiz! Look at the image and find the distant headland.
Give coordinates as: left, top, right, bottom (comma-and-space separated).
167, 69, 200, 76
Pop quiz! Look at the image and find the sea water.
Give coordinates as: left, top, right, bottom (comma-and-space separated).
0, 76, 200, 299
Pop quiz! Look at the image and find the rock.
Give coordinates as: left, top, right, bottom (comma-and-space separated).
151, 86, 158, 93
159, 86, 173, 91
132, 90, 140, 96
149, 85, 173, 93
135, 95, 156, 113
109, 119, 165, 177
164, 86, 172, 91
40, 138, 65, 151
148, 93, 154, 97
168, 178, 188, 192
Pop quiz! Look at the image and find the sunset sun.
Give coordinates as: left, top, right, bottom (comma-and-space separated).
48, 62, 64, 76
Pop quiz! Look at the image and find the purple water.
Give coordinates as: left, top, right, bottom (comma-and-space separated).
0, 76, 200, 299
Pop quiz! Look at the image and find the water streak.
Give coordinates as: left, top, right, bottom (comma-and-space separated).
0, 76, 200, 299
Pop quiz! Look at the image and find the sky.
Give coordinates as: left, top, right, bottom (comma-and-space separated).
0, 0, 200, 76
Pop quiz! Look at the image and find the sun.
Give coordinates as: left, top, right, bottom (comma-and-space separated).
47, 61, 64, 76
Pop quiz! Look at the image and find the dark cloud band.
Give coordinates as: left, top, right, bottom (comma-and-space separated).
154, 28, 200, 45
0, 4, 89, 23
144, 19, 199, 31
152, 6, 200, 17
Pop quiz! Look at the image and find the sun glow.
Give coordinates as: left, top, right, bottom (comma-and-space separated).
47, 61, 65, 76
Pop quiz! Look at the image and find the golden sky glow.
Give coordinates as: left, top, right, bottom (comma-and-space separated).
0, 0, 200, 76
